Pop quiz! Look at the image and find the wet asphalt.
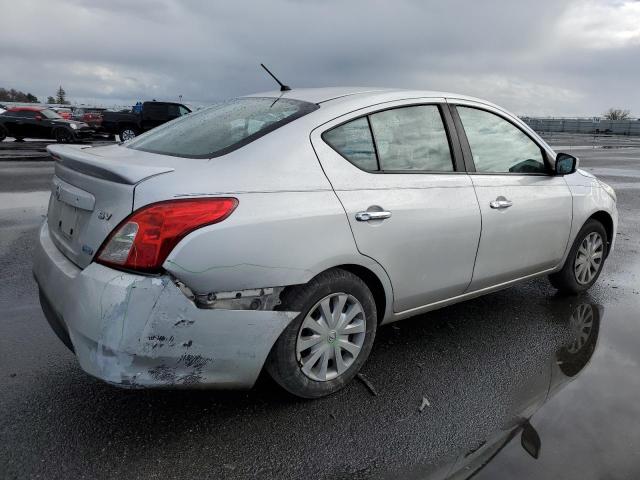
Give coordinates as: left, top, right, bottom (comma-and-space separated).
1, 137, 640, 479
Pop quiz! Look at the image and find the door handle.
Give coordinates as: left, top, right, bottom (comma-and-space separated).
490, 197, 513, 209
355, 210, 392, 222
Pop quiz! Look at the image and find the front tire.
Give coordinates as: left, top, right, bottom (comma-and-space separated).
55, 128, 73, 143
549, 219, 608, 294
0, 126, 7, 142
266, 269, 377, 398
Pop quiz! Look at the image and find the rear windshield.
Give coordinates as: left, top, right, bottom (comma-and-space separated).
126, 97, 319, 158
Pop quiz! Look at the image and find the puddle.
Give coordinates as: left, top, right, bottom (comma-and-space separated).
392, 297, 640, 480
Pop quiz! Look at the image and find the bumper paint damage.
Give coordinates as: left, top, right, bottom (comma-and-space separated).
33, 222, 298, 389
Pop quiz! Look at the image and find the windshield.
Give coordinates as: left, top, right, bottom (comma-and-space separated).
40, 109, 62, 119
126, 97, 319, 158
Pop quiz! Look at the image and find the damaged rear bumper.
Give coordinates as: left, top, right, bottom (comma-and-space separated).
33, 221, 297, 389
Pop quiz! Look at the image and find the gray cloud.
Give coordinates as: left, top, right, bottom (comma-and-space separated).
1, 0, 639, 115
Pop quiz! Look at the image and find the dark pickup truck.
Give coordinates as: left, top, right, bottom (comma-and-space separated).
101, 101, 191, 141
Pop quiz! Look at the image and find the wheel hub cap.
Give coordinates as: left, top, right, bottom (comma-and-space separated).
295, 293, 366, 382
574, 232, 604, 285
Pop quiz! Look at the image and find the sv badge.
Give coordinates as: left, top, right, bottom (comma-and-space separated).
97, 210, 113, 221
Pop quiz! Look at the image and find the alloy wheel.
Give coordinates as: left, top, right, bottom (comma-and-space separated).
574, 232, 604, 285
296, 293, 367, 381
120, 129, 136, 141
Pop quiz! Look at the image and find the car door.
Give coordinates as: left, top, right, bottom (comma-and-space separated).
13, 110, 37, 138
450, 101, 573, 291
1, 110, 21, 136
23, 110, 52, 139
31, 111, 53, 138
311, 101, 481, 313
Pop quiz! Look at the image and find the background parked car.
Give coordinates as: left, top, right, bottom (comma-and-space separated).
0, 106, 94, 142
71, 107, 106, 129
51, 107, 73, 120
100, 101, 191, 141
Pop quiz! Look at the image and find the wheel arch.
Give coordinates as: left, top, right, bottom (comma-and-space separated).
588, 210, 614, 256
280, 262, 394, 325
335, 264, 389, 325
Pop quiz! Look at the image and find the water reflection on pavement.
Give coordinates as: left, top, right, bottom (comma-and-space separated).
403, 301, 606, 480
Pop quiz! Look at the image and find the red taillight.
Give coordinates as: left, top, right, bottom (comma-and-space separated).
96, 198, 238, 273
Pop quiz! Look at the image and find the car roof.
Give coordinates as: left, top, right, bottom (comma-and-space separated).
246, 87, 394, 104
8, 106, 46, 112
245, 86, 497, 107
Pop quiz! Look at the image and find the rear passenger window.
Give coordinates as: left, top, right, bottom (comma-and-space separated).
323, 105, 454, 172
322, 117, 378, 171
369, 106, 453, 171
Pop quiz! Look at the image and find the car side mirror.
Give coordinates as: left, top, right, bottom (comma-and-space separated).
555, 152, 577, 175
521, 421, 541, 459
35, 115, 43, 121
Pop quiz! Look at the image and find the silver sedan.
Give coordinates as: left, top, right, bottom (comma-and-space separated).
33, 88, 618, 398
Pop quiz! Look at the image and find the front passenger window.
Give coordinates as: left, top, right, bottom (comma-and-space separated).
457, 107, 547, 174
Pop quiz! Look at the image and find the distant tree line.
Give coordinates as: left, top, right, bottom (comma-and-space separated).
0, 88, 39, 103
603, 108, 632, 120
0, 85, 70, 105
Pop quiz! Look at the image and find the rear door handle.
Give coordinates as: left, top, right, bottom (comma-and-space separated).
355, 210, 392, 222
490, 197, 513, 209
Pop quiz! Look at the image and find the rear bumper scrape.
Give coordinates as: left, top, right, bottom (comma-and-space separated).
34, 221, 298, 389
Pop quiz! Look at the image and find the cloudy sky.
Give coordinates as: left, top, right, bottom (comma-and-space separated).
1, 0, 639, 116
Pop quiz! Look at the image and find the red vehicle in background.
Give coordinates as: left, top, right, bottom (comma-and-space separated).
51, 107, 73, 120
71, 107, 106, 129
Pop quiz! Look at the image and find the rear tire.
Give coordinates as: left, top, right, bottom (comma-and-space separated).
0, 126, 6, 142
266, 269, 377, 398
549, 219, 608, 295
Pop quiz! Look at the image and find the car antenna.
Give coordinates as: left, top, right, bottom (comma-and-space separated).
260, 63, 291, 91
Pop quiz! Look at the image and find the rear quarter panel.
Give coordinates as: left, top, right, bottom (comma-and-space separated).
132, 126, 394, 319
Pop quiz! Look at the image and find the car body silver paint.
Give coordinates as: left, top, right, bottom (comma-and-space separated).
33, 87, 618, 388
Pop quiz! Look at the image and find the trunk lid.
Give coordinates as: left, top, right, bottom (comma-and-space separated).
46, 144, 176, 268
